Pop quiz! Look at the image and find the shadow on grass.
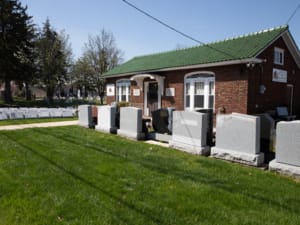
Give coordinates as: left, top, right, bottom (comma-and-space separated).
33, 128, 300, 214
4, 128, 300, 218
1, 132, 164, 225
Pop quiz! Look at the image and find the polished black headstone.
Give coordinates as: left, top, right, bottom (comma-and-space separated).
151, 109, 170, 134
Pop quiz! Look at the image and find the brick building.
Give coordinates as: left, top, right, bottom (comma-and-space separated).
104, 26, 300, 118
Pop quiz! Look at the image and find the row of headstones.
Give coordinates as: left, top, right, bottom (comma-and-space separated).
0, 107, 75, 120
78, 105, 145, 139
78, 105, 300, 178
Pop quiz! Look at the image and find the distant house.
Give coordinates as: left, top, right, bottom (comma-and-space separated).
103, 25, 300, 118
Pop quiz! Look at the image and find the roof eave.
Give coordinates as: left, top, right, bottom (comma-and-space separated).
253, 29, 300, 69
282, 31, 300, 69
103, 58, 263, 78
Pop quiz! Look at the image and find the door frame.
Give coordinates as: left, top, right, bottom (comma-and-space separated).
144, 81, 161, 116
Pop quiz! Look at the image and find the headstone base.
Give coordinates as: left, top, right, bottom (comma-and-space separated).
95, 125, 117, 134
117, 129, 145, 140
148, 132, 172, 143
169, 140, 210, 156
78, 121, 93, 129
211, 147, 264, 166
269, 159, 300, 178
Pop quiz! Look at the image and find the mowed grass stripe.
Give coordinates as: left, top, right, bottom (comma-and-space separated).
0, 126, 300, 225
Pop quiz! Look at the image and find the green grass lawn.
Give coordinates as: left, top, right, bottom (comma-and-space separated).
0, 117, 77, 126
0, 126, 299, 225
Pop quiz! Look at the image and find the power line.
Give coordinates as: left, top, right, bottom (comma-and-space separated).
286, 4, 300, 24
122, 0, 236, 59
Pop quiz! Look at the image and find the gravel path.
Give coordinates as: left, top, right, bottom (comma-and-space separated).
0, 120, 78, 131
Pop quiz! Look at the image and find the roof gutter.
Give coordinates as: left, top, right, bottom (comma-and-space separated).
103, 58, 263, 78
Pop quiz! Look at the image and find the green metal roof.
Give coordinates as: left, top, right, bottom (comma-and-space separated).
104, 26, 288, 77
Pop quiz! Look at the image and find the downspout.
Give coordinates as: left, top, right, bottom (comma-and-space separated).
287, 84, 294, 115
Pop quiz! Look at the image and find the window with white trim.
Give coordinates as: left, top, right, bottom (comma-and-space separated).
116, 79, 131, 102
184, 73, 215, 110
274, 47, 284, 65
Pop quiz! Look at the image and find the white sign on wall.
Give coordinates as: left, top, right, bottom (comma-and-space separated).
272, 68, 287, 83
133, 89, 140, 96
106, 84, 115, 96
165, 88, 175, 97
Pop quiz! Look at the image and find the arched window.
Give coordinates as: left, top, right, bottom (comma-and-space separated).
116, 79, 131, 102
184, 72, 215, 110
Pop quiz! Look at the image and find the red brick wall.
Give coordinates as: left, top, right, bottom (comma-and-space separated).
105, 37, 300, 117
247, 37, 300, 116
106, 66, 250, 115
105, 77, 118, 105
159, 66, 249, 114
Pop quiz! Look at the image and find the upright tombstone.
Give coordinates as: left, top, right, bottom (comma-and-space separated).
49, 108, 63, 118
149, 108, 175, 142
78, 105, 93, 128
62, 108, 74, 117
269, 121, 300, 177
95, 105, 117, 134
10, 108, 25, 119
24, 108, 38, 119
38, 108, 51, 118
256, 114, 275, 150
117, 107, 145, 140
211, 113, 264, 166
169, 111, 210, 155
0, 109, 9, 120
167, 107, 175, 134
152, 108, 170, 134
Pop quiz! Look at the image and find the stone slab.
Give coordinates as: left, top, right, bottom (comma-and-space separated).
269, 159, 300, 178
148, 132, 172, 143
49, 109, 63, 118
215, 113, 260, 154
0, 111, 8, 120
276, 121, 300, 167
62, 108, 74, 117
211, 113, 264, 166
24, 108, 39, 119
117, 107, 145, 140
78, 105, 93, 128
10, 110, 25, 119
211, 147, 264, 167
38, 108, 51, 118
169, 111, 209, 155
95, 105, 117, 134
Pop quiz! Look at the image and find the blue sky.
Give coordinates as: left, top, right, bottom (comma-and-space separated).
20, 0, 300, 61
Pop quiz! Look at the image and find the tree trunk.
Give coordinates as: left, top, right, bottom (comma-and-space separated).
25, 82, 31, 101
4, 79, 13, 104
97, 86, 104, 105
47, 87, 54, 103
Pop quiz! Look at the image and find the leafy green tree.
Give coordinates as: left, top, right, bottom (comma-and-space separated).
72, 57, 95, 97
81, 29, 123, 104
0, 0, 35, 103
35, 19, 72, 102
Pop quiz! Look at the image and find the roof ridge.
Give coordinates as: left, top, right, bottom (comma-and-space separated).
133, 25, 288, 60
207, 25, 288, 45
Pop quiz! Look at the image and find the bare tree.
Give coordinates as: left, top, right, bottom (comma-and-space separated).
81, 29, 123, 104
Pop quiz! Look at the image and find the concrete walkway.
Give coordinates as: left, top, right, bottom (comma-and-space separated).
0, 120, 78, 131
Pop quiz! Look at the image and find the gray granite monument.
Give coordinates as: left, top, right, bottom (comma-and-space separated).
95, 105, 117, 134
169, 111, 210, 155
269, 121, 300, 177
211, 113, 264, 166
117, 107, 145, 140
78, 105, 93, 128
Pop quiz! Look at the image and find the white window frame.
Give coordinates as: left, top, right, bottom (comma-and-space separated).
116, 79, 131, 102
274, 47, 284, 65
184, 72, 215, 111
